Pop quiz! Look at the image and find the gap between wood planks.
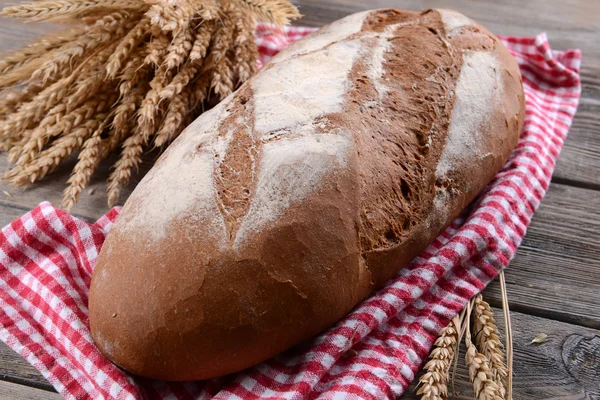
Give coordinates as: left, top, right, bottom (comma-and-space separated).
0, 379, 60, 399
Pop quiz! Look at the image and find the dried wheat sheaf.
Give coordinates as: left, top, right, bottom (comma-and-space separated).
0, 0, 300, 208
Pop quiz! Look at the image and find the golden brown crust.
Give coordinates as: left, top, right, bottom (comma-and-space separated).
89, 8, 525, 381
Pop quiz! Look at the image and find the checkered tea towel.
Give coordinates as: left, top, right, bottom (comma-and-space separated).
0, 24, 581, 400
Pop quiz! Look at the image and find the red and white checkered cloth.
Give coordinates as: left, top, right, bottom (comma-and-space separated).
0, 25, 581, 400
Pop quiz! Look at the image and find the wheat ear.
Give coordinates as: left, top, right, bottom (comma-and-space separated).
233, 0, 300, 26
472, 294, 508, 397
0, 28, 82, 75
416, 314, 461, 400
1, 0, 146, 22
465, 300, 502, 399
62, 119, 109, 210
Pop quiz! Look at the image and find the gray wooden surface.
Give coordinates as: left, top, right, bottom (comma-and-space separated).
0, 0, 599, 398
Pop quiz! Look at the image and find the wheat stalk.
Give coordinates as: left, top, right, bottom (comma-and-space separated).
164, 28, 194, 71
499, 270, 513, 400
190, 21, 215, 60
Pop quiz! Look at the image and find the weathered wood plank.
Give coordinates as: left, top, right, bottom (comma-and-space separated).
0, 379, 58, 399
0, 342, 54, 392
555, 97, 600, 189
402, 307, 600, 399
483, 183, 600, 329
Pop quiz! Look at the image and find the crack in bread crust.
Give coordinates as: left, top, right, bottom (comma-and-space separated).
213, 87, 260, 243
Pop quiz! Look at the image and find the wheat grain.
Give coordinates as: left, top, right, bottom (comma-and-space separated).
24, 20, 130, 85
105, 71, 165, 205
231, 13, 258, 84
154, 91, 188, 147
0, 83, 45, 118
62, 120, 109, 210
0, 75, 77, 138
118, 47, 149, 96
144, 35, 170, 66
233, 0, 300, 26
0, 28, 82, 75
211, 56, 234, 97
112, 83, 147, 144
7, 112, 108, 186
190, 21, 215, 61
146, 0, 212, 33
137, 70, 167, 128
201, 4, 236, 72
1, 39, 114, 132
81, 9, 136, 27
14, 91, 112, 167
106, 123, 146, 207
164, 28, 194, 71
106, 16, 150, 77
159, 63, 198, 100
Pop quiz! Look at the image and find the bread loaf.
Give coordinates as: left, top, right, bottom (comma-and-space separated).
89, 8, 525, 381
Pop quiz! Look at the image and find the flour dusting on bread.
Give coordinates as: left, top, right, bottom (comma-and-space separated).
117, 97, 234, 243
270, 11, 368, 64
367, 33, 392, 99
437, 9, 473, 37
436, 51, 502, 177
234, 131, 352, 250
253, 40, 362, 137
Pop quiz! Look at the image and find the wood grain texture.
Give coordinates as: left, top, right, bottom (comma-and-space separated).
0, 342, 54, 392
555, 97, 600, 190
483, 183, 600, 329
0, 379, 59, 399
402, 307, 600, 399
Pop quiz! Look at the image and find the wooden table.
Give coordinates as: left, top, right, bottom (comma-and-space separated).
1, 0, 599, 398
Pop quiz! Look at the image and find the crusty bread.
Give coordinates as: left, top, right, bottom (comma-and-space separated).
89, 8, 525, 381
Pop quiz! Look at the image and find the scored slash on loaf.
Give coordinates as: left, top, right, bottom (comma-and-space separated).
89, 8, 525, 381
